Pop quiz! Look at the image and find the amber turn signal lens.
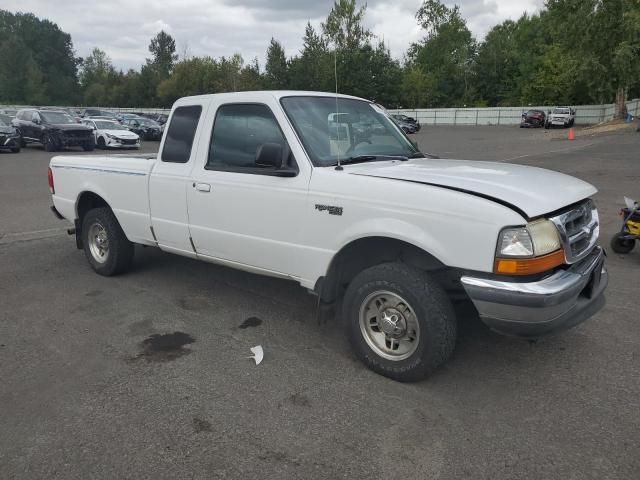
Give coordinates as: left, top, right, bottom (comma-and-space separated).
494, 249, 565, 275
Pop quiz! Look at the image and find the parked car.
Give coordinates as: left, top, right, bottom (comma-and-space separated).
13, 108, 95, 152
0, 117, 21, 153
391, 115, 417, 134
0, 113, 13, 125
393, 114, 421, 131
520, 109, 546, 128
81, 108, 119, 121
0, 108, 18, 120
82, 118, 140, 149
122, 117, 162, 140
48, 91, 607, 382
42, 107, 82, 123
116, 113, 143, 123
138, 112, 169, 125
545, 107, 576, 128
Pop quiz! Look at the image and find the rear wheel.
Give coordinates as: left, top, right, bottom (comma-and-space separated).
343, 262, 457, 382
82, 207, 134, 276
610, 233, 635, 254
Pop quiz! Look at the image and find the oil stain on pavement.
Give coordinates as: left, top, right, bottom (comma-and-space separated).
129, 332, 195, 363
192, 417, 213, 433
238, 317, 262, 329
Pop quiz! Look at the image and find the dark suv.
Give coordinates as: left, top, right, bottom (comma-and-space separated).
13, 109, 95, 152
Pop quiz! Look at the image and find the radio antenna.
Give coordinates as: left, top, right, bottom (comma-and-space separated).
334, 48, 343, 171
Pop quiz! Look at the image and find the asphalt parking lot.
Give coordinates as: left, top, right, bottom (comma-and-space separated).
1, 128, 639, 479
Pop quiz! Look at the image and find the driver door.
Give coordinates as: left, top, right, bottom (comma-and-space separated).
186, 97, 312, 279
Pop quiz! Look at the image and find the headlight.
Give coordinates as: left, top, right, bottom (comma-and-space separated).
106, 133, 116, 140
495, 220, 563, 275
528, 219, 561, 255
498, 227, 533, 257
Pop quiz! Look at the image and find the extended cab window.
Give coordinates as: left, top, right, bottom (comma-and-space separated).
207, 104, 288, 171
161, 105, 202, 163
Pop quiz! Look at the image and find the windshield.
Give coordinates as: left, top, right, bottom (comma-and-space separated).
281, 96, 420, 167
94, 120, 126, 130
40, 112, 75, 124
0, 119, 8, 127
553, 108, 570, 114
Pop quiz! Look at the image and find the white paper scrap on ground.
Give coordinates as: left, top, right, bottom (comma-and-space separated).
248, 345, 264, 365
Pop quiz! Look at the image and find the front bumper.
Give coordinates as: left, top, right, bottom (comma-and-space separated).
59, 135, 94, 147
106, 137, 140, 148
0, 134, 20, 149
460, 247, 607, 337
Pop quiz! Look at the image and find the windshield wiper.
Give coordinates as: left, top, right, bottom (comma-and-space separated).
336, 155, 410, 167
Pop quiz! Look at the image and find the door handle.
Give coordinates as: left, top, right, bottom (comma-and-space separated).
194, 182, 211, 192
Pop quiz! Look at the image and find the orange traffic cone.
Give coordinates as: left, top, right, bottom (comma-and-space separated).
568, 127, 575, 141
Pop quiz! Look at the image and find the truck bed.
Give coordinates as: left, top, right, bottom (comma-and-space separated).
50, 153, 157, 245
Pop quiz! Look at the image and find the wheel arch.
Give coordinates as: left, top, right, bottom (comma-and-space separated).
76, 190, 112, 222
316, 236, 448, 303
74, 191, 113, 249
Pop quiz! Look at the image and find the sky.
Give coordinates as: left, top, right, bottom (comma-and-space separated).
3, 0, 544, 70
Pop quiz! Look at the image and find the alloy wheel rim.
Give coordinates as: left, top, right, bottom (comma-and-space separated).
358, 290, 420, 361
88, 222, 109, 264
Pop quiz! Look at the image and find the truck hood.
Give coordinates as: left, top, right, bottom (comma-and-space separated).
347, 158, 596, 218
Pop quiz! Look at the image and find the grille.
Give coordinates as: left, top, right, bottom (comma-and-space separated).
65, 130, 91, 137
121, 138, 137, 145
550, 200, 599, 264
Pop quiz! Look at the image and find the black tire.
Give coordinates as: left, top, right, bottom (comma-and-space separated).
43, 134, 58, 152
545, 122, 550, 129
82, 142, 95, 152
343, 262, 457, 382
20, 137, 26, 147
81, 207, 134, 276
10, 147, 20, 153
97, 137, 106, 149
610, 233, 635, 254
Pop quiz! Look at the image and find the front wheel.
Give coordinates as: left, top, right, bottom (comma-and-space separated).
82, 207, 134, 276
610, 233, 635, 254
343, 263, 457, 382
82, 142, 95, 152
10, 146, 20, 153
43, 134, 58, 152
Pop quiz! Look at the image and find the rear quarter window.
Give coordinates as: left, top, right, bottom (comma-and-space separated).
161, 105, 202, 163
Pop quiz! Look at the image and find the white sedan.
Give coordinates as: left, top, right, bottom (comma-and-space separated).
82, 119, 140, 149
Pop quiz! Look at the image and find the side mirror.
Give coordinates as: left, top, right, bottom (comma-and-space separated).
255, 143, 297, 177
255, 142, 283, 168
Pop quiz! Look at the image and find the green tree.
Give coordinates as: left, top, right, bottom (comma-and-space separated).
264, 39, 288, 89
24, 56, 48, 104
322, 0, 371, 51
289, 22, 333, 92
0, 10, 79, 104
148, 30, 178, 78
409, 0, 477, 107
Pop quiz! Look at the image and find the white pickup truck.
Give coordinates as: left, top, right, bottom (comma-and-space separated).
49, 91, 607, 381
